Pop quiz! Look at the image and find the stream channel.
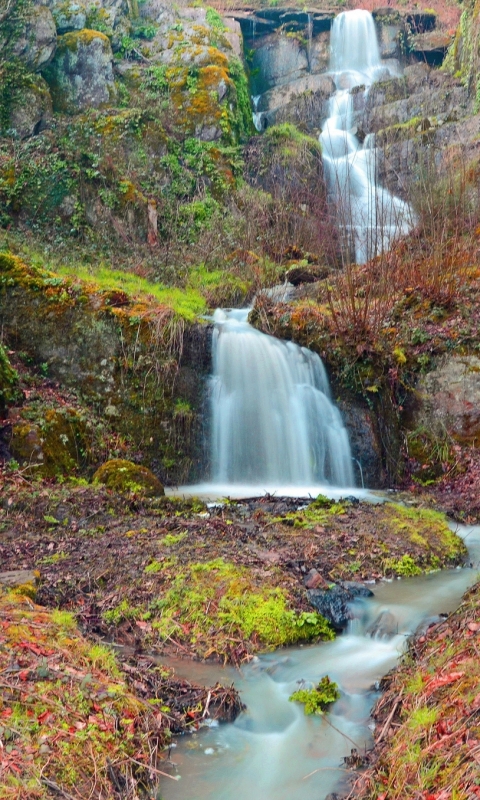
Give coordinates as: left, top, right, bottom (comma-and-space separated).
160, 522, 480, 800
161, 13, 461, 792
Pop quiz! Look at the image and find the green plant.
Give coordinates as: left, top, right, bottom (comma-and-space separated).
289, 676, 340, 714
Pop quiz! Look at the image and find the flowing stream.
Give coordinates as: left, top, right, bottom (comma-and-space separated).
320, 10, 414, 263
163, 13, 470, 798
161, 524, 480, 800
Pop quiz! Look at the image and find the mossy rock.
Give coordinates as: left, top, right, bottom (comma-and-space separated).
93, 459, 164, 497
11, 407, 90, 477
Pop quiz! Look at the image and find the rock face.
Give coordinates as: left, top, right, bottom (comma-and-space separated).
350, 63, 477, 198
13, 5, 57, 70
414, 355, 480, 444
44, 29, 116, 113
8, 75, 52, 138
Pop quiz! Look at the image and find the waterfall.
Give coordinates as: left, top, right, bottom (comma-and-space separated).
210, 309, 354, 488
320, 9, 414, 264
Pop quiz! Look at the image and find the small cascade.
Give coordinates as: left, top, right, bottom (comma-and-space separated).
210, 309, 354, 488
251, 95, 264, 132
320, 9, 414, 263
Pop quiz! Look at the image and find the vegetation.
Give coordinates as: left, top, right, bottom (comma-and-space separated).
289, 676, 341, 714
350, 581, 480, 800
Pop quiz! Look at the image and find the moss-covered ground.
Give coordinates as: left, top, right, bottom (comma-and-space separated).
0, 475, 466, 664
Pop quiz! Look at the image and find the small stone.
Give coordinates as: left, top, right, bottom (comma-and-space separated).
304, 568, 327, 590
39, 744, 51, 755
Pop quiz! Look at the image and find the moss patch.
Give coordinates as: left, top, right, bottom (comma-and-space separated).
148, 558, 334, 656
289, 676, 340, 715
93, 458, 164, 497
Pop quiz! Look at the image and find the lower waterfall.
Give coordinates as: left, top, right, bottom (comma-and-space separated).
209, 309, 354, 489
321, 9, 414, 263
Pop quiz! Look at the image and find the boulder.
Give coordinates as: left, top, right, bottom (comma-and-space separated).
307, 583, 374, 630
43, 29, 116, 114
13, 5, 57, 70
7, 75, 52, 139
10, 408, 89, 477
93, 459, 165, 497
250, 34, 309, 94
410, 31, 454, 66
257, 73, 335, 130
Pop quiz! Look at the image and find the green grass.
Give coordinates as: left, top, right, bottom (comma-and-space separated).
55, 264, 207, 321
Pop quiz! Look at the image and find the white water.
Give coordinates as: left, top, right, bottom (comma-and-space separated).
161, 524, 480, 800
209, 308, 354, 489
321, 10, 414, 263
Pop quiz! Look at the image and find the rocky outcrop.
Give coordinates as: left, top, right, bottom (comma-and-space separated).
414, 355, 480, 445
13, 5, 57, 70
43, 29, 116, 113
8, 74, 52, 138
350, 62, 478, 198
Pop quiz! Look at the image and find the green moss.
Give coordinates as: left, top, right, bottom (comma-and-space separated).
384, 554, 423, 576
277, 494, 347, 529
150, 558, 334, 651
0, 342, 19, 407
384, 504, 465, 560
93, 459, 165, 497
289, 676, 340, 714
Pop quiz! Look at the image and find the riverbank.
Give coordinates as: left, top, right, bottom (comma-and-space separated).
348, 579, 480, 800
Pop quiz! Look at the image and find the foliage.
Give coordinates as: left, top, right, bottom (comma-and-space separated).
0, 589, 163, 799
289, 676, 340, 714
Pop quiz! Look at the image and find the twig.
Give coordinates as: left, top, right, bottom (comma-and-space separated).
376, 692, 403, 744
302, 766, 344, 780
114, 757, 180, 780
41, 778, 78, 800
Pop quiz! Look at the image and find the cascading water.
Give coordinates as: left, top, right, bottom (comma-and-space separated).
321, 9, 414, 263
161, 524, 480, 800
210, 309, 354, 490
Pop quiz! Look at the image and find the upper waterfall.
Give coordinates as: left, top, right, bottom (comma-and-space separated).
210, 309, 354, 489
321, 9, 414, 264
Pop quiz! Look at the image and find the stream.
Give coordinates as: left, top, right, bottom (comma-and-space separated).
161, 523, 480, 800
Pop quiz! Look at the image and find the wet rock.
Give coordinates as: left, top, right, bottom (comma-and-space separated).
366, 610, 397, 640
43, 29, 116, 114
256, 73, 335, 130
340, 581, 375, 598
250, 34, 309, 94
13, 5, 57, 70
307, 582, 373, 630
